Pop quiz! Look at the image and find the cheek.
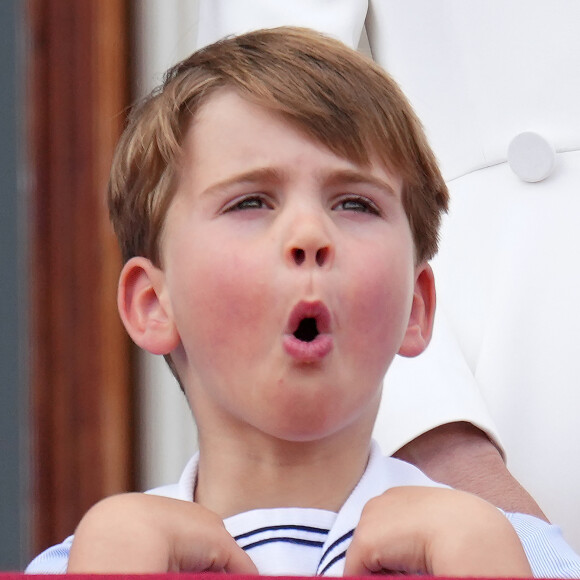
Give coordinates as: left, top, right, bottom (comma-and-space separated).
342, 246, 415, 356
169, 242, 277, 355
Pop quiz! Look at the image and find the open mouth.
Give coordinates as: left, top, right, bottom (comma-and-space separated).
293, 317, 320, 343
286, 301, 331, 341
284, 301, 333, 361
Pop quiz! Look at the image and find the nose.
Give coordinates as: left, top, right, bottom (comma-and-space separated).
285, 215, 334, 269
291, 246, 331, 266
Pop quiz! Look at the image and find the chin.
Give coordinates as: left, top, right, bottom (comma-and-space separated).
263, 405, 369, 445
250, 378, 382, 444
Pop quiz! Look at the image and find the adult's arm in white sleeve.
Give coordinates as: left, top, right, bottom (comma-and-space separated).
374, 305, 503, 457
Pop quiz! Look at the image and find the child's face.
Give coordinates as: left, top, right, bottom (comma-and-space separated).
158, 89, 427, 443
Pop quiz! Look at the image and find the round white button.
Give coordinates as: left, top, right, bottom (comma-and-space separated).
507, 131, 556, 182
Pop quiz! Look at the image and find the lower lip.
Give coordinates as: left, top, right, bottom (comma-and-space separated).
283, 334, 333, 362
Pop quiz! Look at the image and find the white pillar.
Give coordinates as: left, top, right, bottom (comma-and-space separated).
133, 0, 200, 490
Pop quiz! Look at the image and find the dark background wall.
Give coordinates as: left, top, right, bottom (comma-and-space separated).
0, 1, 135, 569
0, 0, 30, 571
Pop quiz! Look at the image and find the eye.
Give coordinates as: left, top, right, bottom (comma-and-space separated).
333, 195, 381, 216
223, 195, 272, 213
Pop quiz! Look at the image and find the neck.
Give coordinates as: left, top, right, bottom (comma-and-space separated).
194, 428, 373, 518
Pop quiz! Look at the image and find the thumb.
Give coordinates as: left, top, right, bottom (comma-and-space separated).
224, 544, 259, 575
343, 527, 427, 576
343, 551, 372, 577
344, 545, 399, 577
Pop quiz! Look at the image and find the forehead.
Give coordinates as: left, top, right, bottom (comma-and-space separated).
178, 88, 402, 192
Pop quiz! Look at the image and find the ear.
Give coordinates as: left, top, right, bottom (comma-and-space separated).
398, 262, 436, 358
117, 256, 180, 355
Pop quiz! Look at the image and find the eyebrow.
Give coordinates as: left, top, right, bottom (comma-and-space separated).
322, 169, 398, 198
199, 168, 282, 198
200, 166, 398, 198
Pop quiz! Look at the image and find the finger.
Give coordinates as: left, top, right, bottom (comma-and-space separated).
344, 545, 381, 577
178, 533, 258, 574
344, 532, 424, 576
344, 551, 413, 577
343, 557, 371, 577
223, 544, 259, 575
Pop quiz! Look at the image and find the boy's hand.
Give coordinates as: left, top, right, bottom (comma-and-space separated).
67, 493, 257, 574
344, 486, 532, 577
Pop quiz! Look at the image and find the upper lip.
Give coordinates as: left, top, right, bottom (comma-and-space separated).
285, 300, 332, 336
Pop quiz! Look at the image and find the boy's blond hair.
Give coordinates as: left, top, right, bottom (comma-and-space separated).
109, 26, 448, 267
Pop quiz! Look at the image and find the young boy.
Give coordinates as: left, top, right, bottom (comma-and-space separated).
27, 27, 580, 577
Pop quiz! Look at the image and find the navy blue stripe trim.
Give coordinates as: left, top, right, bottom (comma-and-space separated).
318, 528, 354, 568
319, 550, 347, 576
241, 536, 325, 551
234, 524, 329, 541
